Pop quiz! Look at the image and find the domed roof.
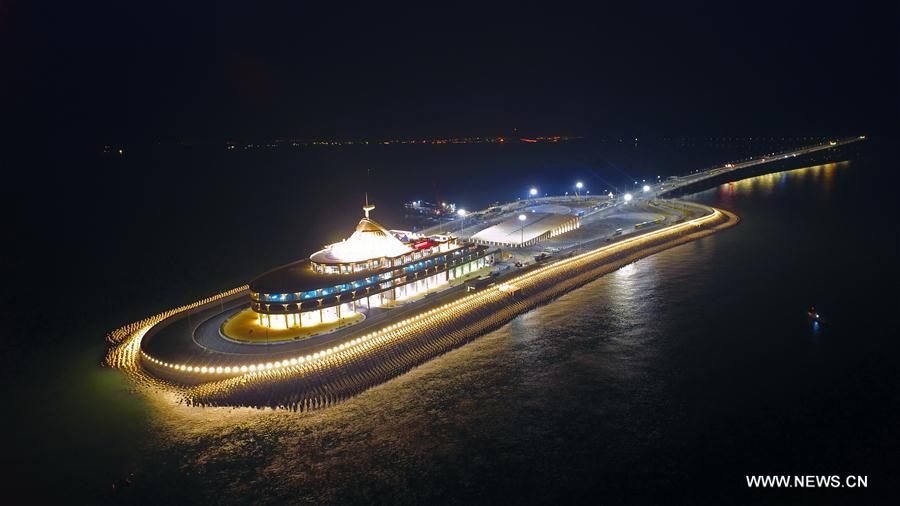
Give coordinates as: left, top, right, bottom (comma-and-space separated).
310, 202, 413, 264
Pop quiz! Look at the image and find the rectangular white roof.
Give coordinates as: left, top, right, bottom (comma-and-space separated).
471, 212, 576, 245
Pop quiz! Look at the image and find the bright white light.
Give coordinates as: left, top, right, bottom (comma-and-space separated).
575, 181, 583, 189
518, 214, 527, 221
457, 209, 467, 217
624, 193, 633, 202
315, 219, 412, 263
608, 192, 614, 198
642, 185, 650, 192
529, 188, 538, 196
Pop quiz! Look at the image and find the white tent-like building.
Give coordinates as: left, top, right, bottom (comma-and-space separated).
471, 212, 579, 248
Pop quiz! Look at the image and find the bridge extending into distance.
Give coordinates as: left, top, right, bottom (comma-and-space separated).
420, 135, 866, 239
654, 135, 865, 198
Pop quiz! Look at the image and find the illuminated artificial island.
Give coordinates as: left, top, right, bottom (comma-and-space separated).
104, 138, 863, 410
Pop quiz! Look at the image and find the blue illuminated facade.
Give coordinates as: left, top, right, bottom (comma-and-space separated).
250, 244, 493, 316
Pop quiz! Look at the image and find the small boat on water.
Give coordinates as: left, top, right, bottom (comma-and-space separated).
807, 306, 825, 323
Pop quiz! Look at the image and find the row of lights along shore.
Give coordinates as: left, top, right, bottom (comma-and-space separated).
139, 203, 721, 380
141, 290, 488, 376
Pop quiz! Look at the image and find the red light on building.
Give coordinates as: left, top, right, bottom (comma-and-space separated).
413, 240, 436, 250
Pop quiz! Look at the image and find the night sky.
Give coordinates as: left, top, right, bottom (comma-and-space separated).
4, 1, 898, 149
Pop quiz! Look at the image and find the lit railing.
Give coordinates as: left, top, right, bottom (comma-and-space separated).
126, 204, 729, 383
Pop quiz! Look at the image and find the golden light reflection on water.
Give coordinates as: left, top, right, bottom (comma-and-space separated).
719, 161, 847, 198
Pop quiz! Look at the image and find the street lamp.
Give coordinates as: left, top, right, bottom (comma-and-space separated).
642, 184, 650, 193
519, 213, 527, 246
529, 187, 538, 197
575, 181, 583, 201
624, 193, 633, 202
457, 208, 467, 236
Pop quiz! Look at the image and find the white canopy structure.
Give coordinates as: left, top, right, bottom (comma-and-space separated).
471, 212, 580, 248
311, 217, 413, 264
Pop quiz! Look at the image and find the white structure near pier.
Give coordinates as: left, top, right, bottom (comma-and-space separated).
471, 212, 580, 248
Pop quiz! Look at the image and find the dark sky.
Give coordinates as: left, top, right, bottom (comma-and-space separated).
3, 1, 898, 146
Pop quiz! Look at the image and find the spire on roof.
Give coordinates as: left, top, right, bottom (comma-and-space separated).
363, 193, 375, 218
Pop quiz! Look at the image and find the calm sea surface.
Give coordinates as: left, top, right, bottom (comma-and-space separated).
3, 142, 898, 504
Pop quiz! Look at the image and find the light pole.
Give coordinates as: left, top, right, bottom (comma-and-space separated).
457, 208, 467, 237
519, 213, 527, 247
575, 181, 583, 201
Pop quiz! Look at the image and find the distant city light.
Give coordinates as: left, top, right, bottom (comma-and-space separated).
624, 193, 633, 202
608, 192, 614, 198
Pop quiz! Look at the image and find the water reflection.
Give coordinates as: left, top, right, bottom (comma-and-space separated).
720, 161, 845, 198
